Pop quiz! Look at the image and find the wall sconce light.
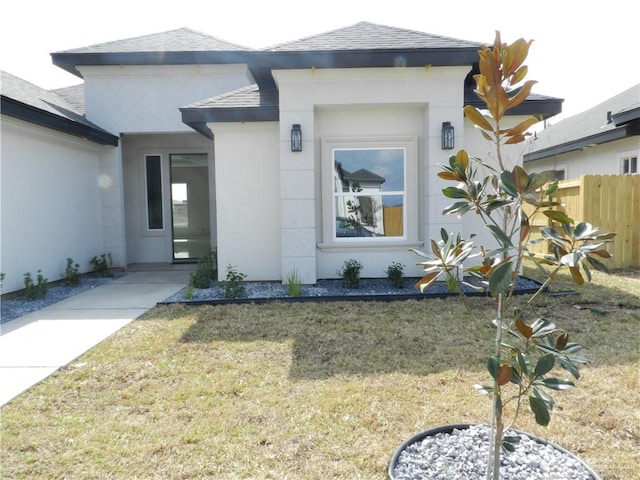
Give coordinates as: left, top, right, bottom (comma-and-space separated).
441, 121, 455, 150
291, 124, 302, 152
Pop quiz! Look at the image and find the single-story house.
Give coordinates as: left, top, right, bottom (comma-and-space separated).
1, 22, 562, 294
524, 83, 640, 179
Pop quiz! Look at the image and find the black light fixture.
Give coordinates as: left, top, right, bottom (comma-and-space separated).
441, 121, 455, 150
291, 124, 302, 152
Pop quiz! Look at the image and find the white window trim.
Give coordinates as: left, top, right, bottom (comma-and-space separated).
318, 136, 420, 251
620, 153, 638, 174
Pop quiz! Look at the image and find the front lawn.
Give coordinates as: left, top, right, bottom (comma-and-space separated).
1, 268, 638, 479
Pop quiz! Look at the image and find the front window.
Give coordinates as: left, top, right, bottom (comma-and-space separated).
333, 148, 405, 240
622, 156, 638, 174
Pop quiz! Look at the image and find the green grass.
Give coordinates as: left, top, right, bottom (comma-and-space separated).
1, 268, 638, 479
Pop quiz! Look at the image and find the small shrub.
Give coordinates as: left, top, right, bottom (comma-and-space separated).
0, 272, 5, 292
23, 270, 48, 300
63, 258, 81, 286
445, 272, 458, 293
338, 259, 363, 289
183, 285, 195, 300
385, 262, 405, 288
189, 248, 218, 289
222, 264, 247, 299
284, 269, 303, 297
90, 253, 113, 277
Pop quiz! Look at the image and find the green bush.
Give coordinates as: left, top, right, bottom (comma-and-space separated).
63, 258, 81, 286
222, 264, 247, 299
90, 253, 113, 277
189, 248, 218, 289
385, 262, 405, 288
338, 259, 363, 289
23, 270, 48, 300
183, 285, 195, 300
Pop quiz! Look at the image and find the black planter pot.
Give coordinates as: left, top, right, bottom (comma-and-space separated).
388, 423, 602, 480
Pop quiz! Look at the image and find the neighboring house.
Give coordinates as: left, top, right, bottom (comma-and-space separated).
524, 83, 640, 179
1, 22, 562, 293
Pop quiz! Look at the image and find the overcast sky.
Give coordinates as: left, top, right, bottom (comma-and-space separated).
2, 0, 638, 124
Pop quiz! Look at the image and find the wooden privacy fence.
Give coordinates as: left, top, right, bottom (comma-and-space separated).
527, 175, 640, 269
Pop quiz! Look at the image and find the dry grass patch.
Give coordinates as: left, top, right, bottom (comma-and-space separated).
1, 269, 638, 479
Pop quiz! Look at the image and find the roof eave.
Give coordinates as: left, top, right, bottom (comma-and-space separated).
248, 48, 480, 89
180, 105, 279, 138
523, 125, 635, 163
1, 96, 119, 146
612, 106, 640, 125
464, 97, 563, 120
51, 51, 251, 78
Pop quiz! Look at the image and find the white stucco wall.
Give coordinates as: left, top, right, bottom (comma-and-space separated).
524, 136, 640, 179
274, 66, 471, 281
1, 117, 114, 293
209, 122, 281, 281
80, 64, 253, 134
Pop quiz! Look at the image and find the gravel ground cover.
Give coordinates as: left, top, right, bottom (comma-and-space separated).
1, 274, 542, 325
162, 276, 543, 304
0, 274, 122, 324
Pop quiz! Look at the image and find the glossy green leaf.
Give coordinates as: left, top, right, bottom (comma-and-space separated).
544, 210, 574, 225
545, 181, 559, 196
527, 170, 557, 192
489, 261, 513, 295
500, 170, 518, 197
586, 255, 611, 274
532, 386, 555, 410
557, 357, 580, 380
442, 187, 470, 199
510, 367, 522, 385
529, 395, 550, 426
573, 222, 593, 239
501, 435, 520, 452
442, 201, 472, 216
486, 225, 514, 248
517, 351, 529, 376
533, 354, 555, 377
541, 377, 575, 390
487, 354, 500, 380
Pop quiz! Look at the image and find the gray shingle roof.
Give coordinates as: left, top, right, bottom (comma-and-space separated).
264, 21, 483, 51
184, 84, 276, 110
58, 27, 251, 54
53, 84, 85, 114
1, 70, 118, 145
179, 85, 279, 138
525, 83, 640, 160
2, 70, 84, 120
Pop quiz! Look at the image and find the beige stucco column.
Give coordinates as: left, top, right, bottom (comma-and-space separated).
279, 113, 318, 284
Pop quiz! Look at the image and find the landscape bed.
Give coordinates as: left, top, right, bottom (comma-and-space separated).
159, 276, 545, 306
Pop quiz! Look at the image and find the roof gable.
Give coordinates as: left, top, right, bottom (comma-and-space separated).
59, 27, 251, 54
52, 28, 252, 78
264, 21, 483, 52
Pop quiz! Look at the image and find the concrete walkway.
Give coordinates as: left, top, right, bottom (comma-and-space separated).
0, 265, 193, 407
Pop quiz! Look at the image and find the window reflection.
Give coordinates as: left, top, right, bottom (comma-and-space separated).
334, 148, 405, 238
